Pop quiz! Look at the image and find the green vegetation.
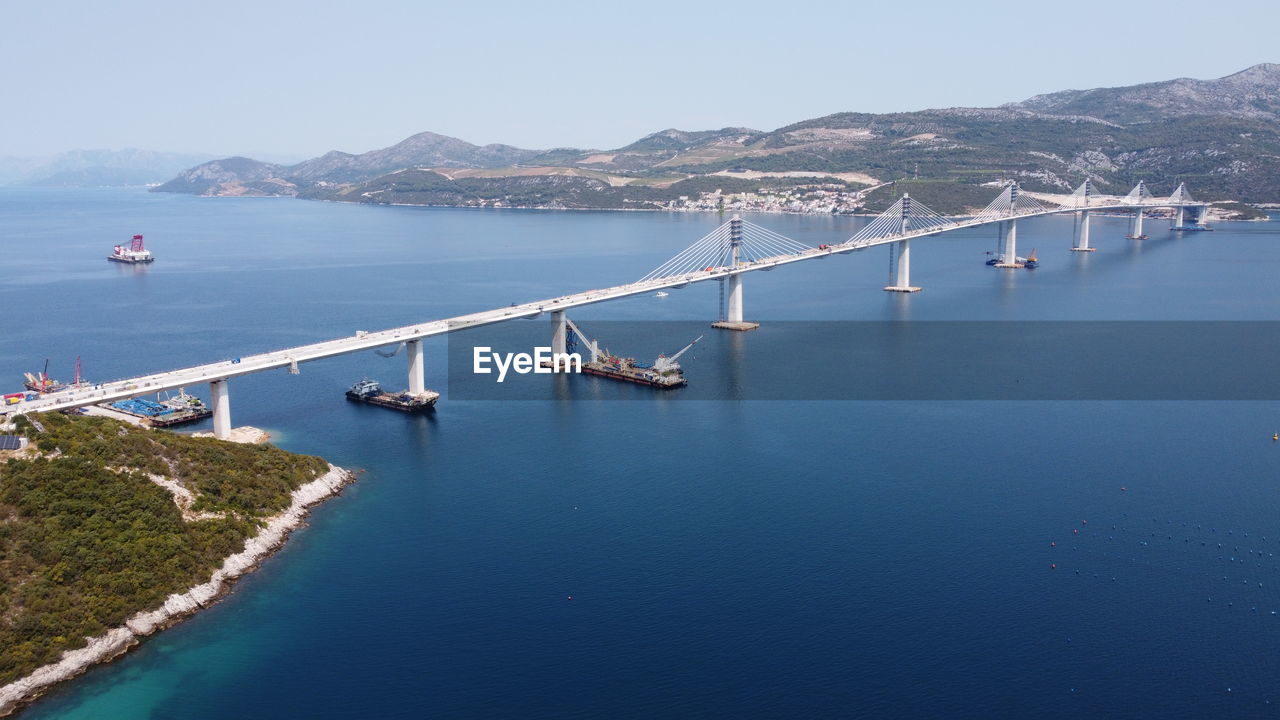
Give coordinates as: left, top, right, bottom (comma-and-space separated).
0, 414, 329, 685
861, 180, 1003, 215
314, 170, 863, 211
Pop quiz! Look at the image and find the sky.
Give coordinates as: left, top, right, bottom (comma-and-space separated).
2, 0, 1276, 159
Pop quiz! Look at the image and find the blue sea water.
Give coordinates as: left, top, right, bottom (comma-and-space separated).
4, 187, 1280, 718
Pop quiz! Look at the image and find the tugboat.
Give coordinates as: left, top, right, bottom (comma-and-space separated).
1024, 249, 1038, 269
345, 378, 438, 412
108, 234, 154, 264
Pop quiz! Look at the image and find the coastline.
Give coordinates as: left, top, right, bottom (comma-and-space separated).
0, 463, 357, 717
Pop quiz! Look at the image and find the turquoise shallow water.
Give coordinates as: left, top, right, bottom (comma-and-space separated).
4, 188, 1280, 718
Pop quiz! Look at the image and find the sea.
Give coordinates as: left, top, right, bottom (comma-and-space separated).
3, 187, 1280, 718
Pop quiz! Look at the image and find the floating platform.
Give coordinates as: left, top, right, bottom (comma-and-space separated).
1070, 247, 1097, 252
1125, 234, 1149, 240
106, 396, 212, 427
346, 379, 438, 412
580, 362, 687, 388
1171, 226, 1214, 232
883, 285, 922, 293
711, 321, 760, 331
106, 254, 154, 264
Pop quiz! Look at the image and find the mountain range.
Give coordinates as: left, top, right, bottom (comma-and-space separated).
153, 64, 1280, 214
0, 149, 216, 187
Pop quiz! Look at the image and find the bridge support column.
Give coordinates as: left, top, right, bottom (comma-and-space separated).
210, 379, 231, 440
550, 311, 567, 355
1173, 206, 1186, 229
884, 239, 921, 291
712, 216, 759, 330
1128, 208, 1147, 239
407, 339, 425, 395
995, 218, 1023, 268
1072, 209, 1096, 252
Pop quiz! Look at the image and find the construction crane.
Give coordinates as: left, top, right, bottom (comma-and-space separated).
653, 336, 702, 374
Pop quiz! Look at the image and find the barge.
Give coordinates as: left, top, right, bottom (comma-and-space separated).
107, 390, 212, 427
550, 317, 702, 389
108, 234, 154, 264
346, 379, 438, 412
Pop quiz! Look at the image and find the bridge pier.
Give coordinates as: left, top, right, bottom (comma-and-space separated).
550, 311, 567, 354
407, 339, 425, 395
1127, 208, 1147, 239
1072, 209, 1095, 252
1173, 206, 1186, 229
210, 379, 231, 440
884, 238, 921, 291
995, 218, 1023, 268
712, 216, 759, 330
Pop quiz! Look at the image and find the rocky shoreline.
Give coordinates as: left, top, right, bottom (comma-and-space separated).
0, 464, 357, 717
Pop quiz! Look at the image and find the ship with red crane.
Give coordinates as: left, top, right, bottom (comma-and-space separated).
108, 234, 154, 264
22, 357, 90, 395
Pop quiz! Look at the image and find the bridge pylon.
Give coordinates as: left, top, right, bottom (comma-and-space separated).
712, 215, 760, 330
994, 184, 1024, 268
883, 194, 923, 292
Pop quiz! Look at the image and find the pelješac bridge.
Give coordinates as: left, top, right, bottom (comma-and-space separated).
3, 179, 1210, 438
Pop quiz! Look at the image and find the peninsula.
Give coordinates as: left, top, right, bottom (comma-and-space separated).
0, 414, 355, 716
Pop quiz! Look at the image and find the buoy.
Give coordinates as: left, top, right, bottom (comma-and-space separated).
1051, 564, 1057, 569
1082, 520, 1088, 526
1120, 487, 1127, 492
1051, 541, 1057, 547
1273, 433, 1277, 441
1074, 529, 1079, 535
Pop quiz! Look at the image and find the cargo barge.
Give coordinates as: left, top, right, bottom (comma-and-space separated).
548, 317, 702, 389
107, 391, 212, 427
580, 356, 689, 388
346, 379, 438, 412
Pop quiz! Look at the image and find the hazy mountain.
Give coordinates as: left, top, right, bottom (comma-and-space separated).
156, 132, 544, 194
0, 149, 215, 186
1006, 63, 1280, 124
156, 64, 1280, 207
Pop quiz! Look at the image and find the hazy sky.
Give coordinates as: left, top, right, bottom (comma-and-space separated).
3, 0, 1275, 158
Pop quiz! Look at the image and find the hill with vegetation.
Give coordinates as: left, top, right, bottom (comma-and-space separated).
0, 413, 329, 687
154, 64, 1280, 212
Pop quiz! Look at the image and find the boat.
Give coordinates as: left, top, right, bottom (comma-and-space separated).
108, 234, 154, 264
107, 391, 213, 427
553, 320, 701, 389
345, 378, 438, 412
1024, 249, 1038, 269
655, 291, 669, 297
581, 354, 690, 388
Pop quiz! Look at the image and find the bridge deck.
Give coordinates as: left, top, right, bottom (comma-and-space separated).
5, 201, 1197, 416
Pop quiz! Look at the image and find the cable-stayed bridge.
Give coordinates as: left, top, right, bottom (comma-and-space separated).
4, 180, 1211, 437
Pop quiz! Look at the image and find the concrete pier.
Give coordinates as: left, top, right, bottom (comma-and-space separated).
1126, 208, 1147, 239
995, 218, 1024, 268
884, 238, 922, 291
407, 340, 425, 395
1071, 209, 1096, 252
210, 379, 231, 440
550, 311, 567, 355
